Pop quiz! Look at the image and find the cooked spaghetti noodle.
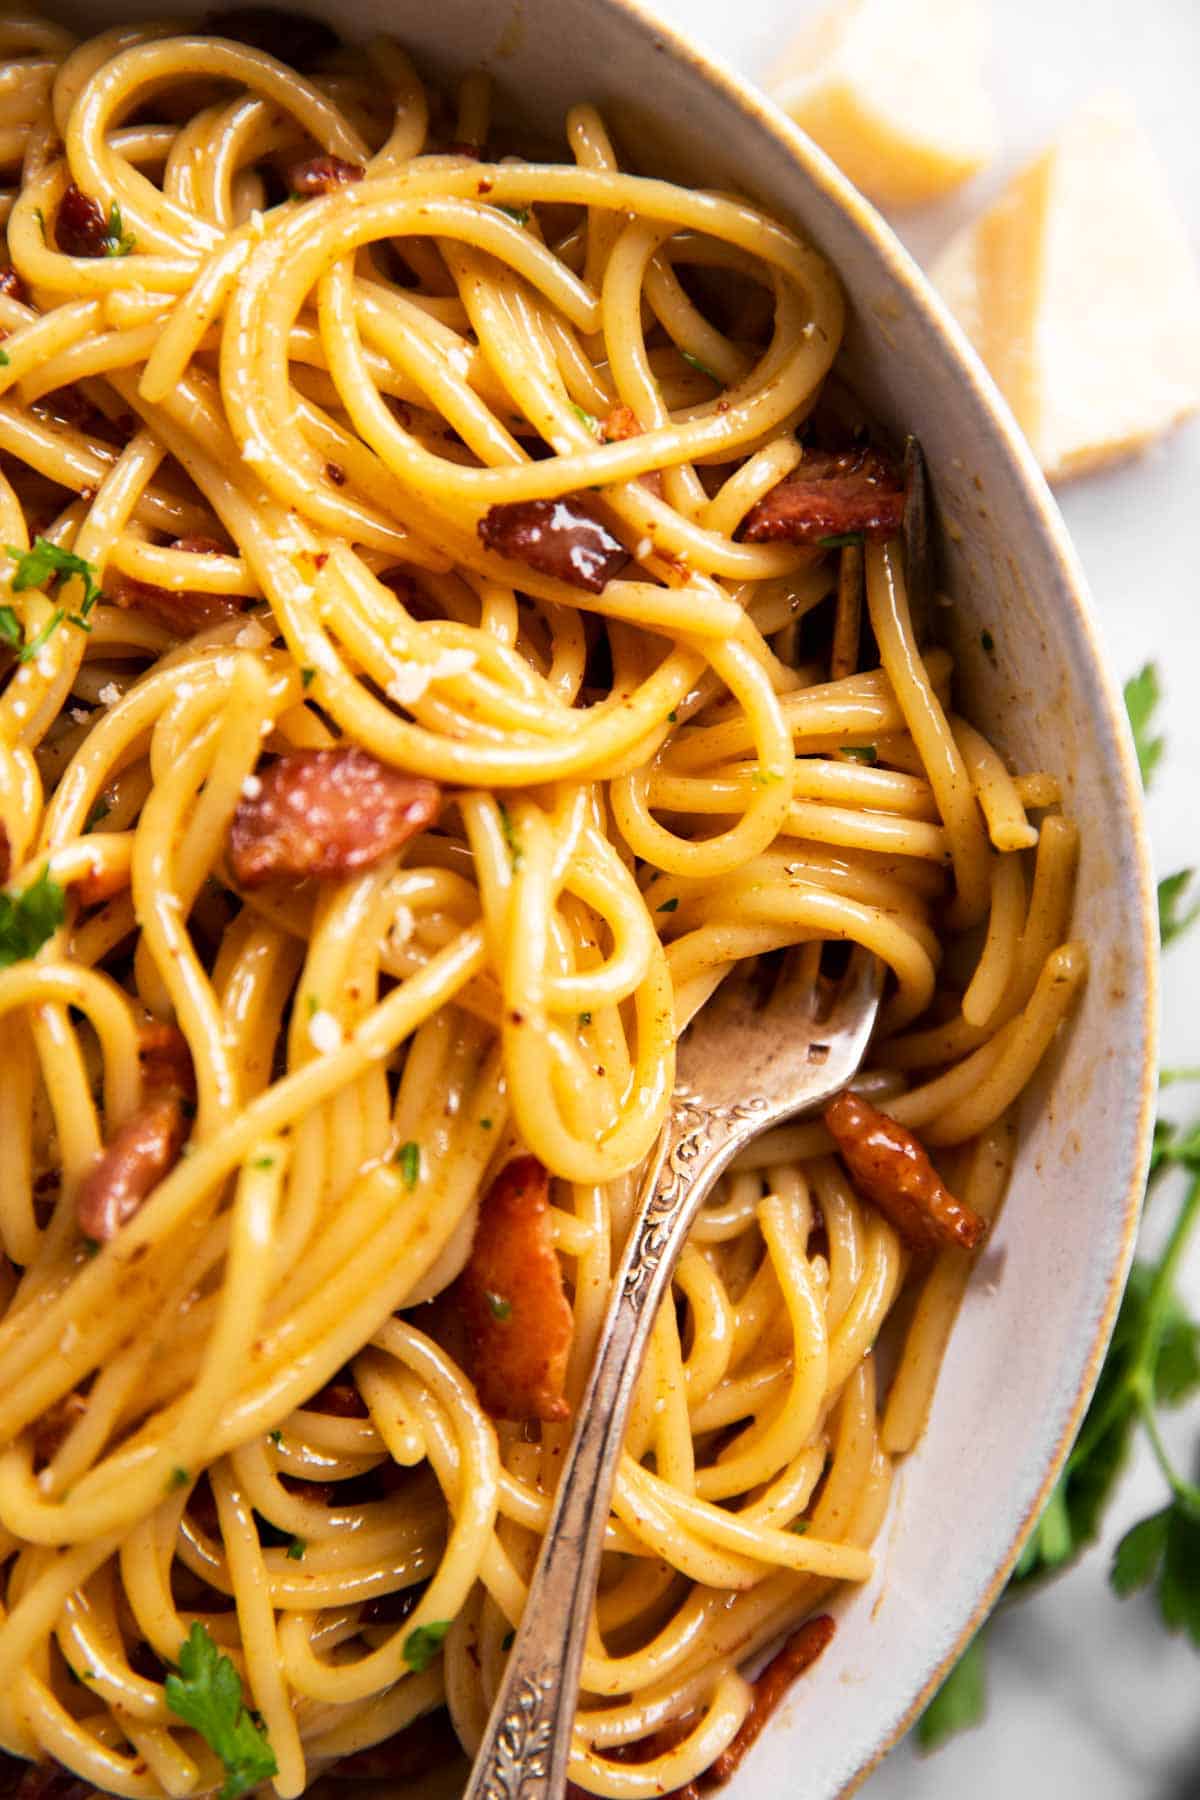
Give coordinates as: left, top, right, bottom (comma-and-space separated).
0, 15, 1085, 1798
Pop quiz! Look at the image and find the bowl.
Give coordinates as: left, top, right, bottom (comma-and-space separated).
50, 0, 1159, 1790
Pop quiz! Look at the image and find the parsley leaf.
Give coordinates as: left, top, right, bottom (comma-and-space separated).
843, 745, 878, 764
396, 1140, 420, 1189
1159, 870, 1200, 948
916, 1629, 987, 1752
0, 348, 8, 367
286, 1537, 305, 1560
0, 605, 20, 648
486, 1290, 511, 1320
1111, 1506, 1171, 1597
1124, 663, 1164, 787
7, 539, 104, 616
498, 801, 523, 871
657, 896, 678, 913
402, 1621, 450, 1673
0, 866, 66, 968
18, 609, 64, 662
569, 401, 599, 436
496, 204, 530, 225
164, 1622, 277, 1800
816, 532, 864, 550
679, 347, 719, 382
102, 200, 136, 257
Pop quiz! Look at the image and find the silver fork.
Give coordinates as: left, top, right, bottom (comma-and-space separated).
464, 943, 884, 1800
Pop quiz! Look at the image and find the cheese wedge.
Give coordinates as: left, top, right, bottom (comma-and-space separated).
932, 93, 1200, 481
769, 0, 995, 209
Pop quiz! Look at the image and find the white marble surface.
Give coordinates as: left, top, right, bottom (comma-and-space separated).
643, 0, 1200, 1791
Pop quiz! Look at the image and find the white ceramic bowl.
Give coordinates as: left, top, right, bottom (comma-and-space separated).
57, 0, 1159, 1790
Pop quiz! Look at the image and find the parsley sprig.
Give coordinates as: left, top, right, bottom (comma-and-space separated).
164, 1622, 277, 1800
0, 866, 66, 968
102, 200, 136, 257
918, 663, 1200, 1751
5, 539, 105, 645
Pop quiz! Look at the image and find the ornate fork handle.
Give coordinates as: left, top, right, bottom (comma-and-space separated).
464, 1089, 769, 1800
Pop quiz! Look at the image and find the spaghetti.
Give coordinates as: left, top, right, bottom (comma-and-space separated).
0, 14, 1085, 1798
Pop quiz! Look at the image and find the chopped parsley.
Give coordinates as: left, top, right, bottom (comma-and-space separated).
679, 347, 719, 382
0, 865, 66, 968
496, 204, 530, 225
790, 1519, 810, 1535
164, 1621, 278, 1800
843, 745, 878, 764
169, 1467, 190, 1490
816, 532, 865, 550
480, 1117, 493, 1129
0, 605, 20, 648
579, 1011, 592, 1026
486, 1291, 512, 1321
251, 1155, 276, 1171
402, 1621, 451, 1673
0, 348, 8, 367
667, 710, 677, 723
268, 1429, 283, 1446
18, 609, 64, 662
84, 796, 110, 832
657, 896, 679, 913
396, 1140, 421, 1189
8, 539, 104, 617
102, 200, 136, 257
300, 666, 316, 688
285, 1538, 306, 1560
569, 401, 600, 436
498, 800, 523, 871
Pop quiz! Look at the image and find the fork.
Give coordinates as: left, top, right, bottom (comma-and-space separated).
464, 943, 884, 1800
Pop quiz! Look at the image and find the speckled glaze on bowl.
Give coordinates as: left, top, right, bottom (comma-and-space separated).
60, 0, 1159, 1789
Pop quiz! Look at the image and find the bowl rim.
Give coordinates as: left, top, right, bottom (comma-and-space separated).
567, 0, 1159, 1788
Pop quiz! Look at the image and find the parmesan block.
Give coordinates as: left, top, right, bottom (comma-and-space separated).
769, 0, 995, 209
932, 93, 1200, 481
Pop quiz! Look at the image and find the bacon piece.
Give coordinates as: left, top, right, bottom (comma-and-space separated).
76, 1094, 188, 1242
107, 534, 248, 636
478, 497, 629, 594
287, 154, 365, 196
138, 1019, 196, 1101
702, 1618, 836, 1786
54, 186, 110, 259
455, 1155, 572, 1423
740, 447, 905, 545
72, 858, 127, 909
307, 1378, 369, 1418
0, 268, 30, 305
32, 1391, 88, 1465
329, 1710, 461, 1783
228, 747, 442, 888
4, 1760, 103, 1800
824, 1091, 986, 1252
599, 404, 642, 444
205, 7, 340, 67
37, 384, 134, 447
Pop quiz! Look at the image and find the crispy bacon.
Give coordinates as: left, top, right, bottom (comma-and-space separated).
32, 1391, 88, 1466
138, 1019, 196, 1101
1, 1760, 103, 1800
107, 535, 248, 636
307, 1378, 369, 1418
71, 858, 127, 909
287, 154, 364, 196
455, 1155, 572, 1423
76, 1094, 188, 1243
740, 447, 905, 545
478, 497, 629, 594
328, 1710, 461, 1783
703, 1618, 835, 1786
824, 1091, 987, 1253
205, 7, 339, 67
599, 404, 642, 444
0, 268, 30, 305
54, 186, 109, 259
228, 746, 442, 887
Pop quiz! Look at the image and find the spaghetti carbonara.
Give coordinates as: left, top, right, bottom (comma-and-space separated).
0, 13, 1085, 1798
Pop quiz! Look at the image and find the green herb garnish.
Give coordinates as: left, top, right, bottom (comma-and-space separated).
498, 800, 523, 871
496, 204, 530, 225
84, 796, 110, 832
816, 532, 864, 550
396, 1140, 420, 1189
268, 1429, 283, 1446
0, 349, 9, 367
169, 1467, 190, 1490
679, 347, 719, 381
285, 1538, 306, 1561
917, 1630, 987, 1751
569, 401, 599, 435
17, 608, 64, 662
843, 745, 878, 764
0, 865, 66, 968
0, 605, 20, 648
164, 1621, 278, 1800
300, 667, 316, 689
102, 200, 136, 257
8, 538, 104, 616
251, 1155, 275, 1171
486, 1291, 511, 1321
657, 896, 678, 913
402, 1621, 451, 1673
